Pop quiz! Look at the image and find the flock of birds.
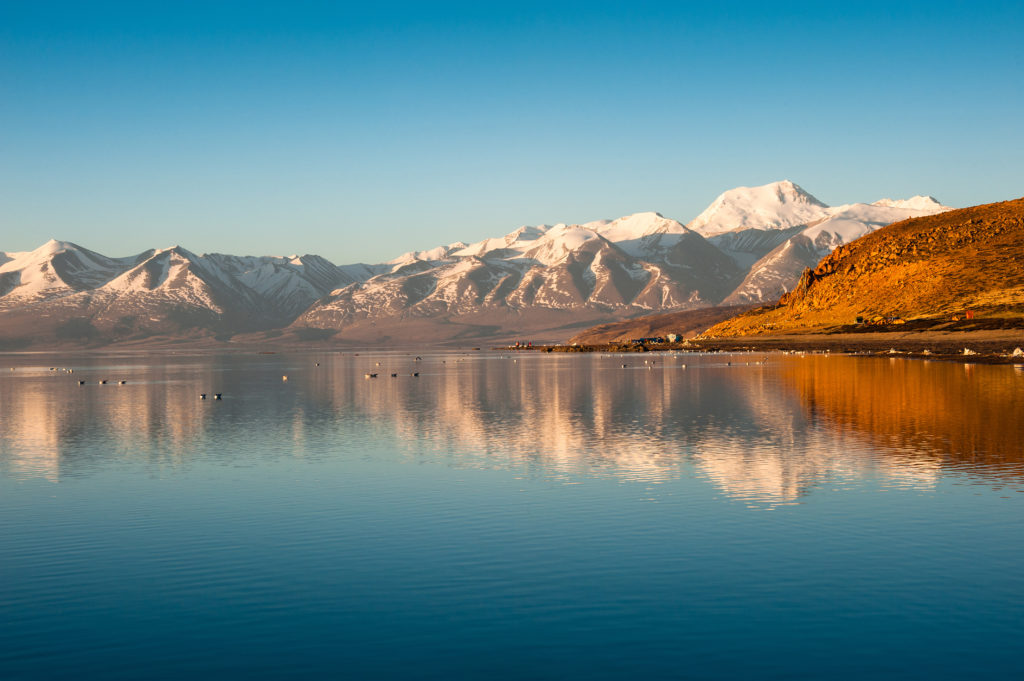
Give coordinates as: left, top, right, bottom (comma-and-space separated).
11, 353, 772, 403
360, 356, 423, 379
613, 356, 766, 369
37, 366, 131, 386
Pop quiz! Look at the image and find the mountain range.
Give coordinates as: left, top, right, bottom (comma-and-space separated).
0, 181, 952, 348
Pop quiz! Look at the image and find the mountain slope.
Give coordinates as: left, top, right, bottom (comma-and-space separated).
704, 197, 1024, 336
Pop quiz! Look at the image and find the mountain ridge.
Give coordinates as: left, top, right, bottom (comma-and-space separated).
0, 181, 955, 347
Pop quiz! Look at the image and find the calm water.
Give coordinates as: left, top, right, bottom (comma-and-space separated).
1, 350, 1023, 679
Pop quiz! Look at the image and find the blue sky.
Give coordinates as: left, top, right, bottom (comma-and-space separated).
2, 1, 1022, 263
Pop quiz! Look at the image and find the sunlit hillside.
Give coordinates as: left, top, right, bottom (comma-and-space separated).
705, 197, 1024, 336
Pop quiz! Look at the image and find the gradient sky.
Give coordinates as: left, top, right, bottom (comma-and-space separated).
2, 1, 1022, 264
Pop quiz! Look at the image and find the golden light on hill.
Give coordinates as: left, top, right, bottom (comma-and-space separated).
707, 197, 1024, 336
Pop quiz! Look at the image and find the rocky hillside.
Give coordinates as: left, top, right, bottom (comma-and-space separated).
704, 197, 1024, 336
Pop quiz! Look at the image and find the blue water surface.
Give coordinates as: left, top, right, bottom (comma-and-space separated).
1, 351, 1022, 679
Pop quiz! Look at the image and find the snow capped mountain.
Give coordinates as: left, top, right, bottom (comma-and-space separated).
294, 210, 744, 334
0, 239, 150, 304
92, 245, 273, 315
0, 181, 956, 346
203, 252, 360, 320
0, 241, 373, 345
723, 196, 954, 304
292, 183, 953, 336
591, 212, 692, 261
688, 180, 831, 236
519, 225, 604, 266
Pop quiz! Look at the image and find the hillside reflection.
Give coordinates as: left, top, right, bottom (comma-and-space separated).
778, 356, 1024, 473
2, 353, 1023, 505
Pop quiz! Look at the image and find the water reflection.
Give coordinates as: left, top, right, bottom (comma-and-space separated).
2, 353, 1023, 506
780, 356, 1024, 472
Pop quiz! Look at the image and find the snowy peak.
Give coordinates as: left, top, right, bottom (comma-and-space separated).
688, 180, 831, 236
37, 238, 78, 256
521, 224, 605, 265
387, 241, 469, 266
103, 247, 200, 294
449, 224, 555, 259
2, 238, 83, 269
407, 212, 693, 267
0, 239, 150, 301
199, 251, 359, 319
593, 211, 687, 240
589, 212, 691, 260
508, 225, 548, 242
872, 195, 948, 212
689, 181, 952, 240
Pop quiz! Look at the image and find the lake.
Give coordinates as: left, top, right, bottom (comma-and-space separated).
2, 350, 1023, 679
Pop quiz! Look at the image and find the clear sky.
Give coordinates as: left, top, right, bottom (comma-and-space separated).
2, 1, 1022, 264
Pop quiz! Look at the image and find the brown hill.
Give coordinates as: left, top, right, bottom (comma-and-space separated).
567, 304, 757, 344
704, 196, 1024, 337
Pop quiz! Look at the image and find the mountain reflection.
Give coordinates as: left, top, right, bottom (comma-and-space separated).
2, 353, 1022, 505
0, 363, 216, 481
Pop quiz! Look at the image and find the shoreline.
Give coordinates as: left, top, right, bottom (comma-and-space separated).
3, 329, 1024, 364
521, 329, 1024, 364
